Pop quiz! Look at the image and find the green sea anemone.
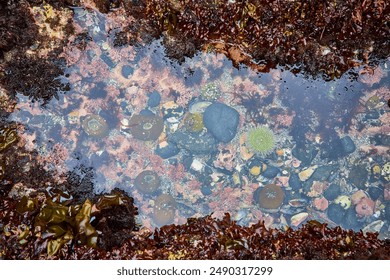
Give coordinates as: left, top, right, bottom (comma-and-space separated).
246, 126, 275, 156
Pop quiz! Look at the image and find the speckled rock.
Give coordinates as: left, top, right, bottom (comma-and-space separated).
169, 130, 217, 154
203, 102, 239, 143
323, 183, 341, 201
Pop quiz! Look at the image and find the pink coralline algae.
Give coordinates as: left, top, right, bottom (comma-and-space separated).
355, 197, 375, 217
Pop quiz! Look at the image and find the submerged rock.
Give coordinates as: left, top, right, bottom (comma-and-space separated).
155, 141, 180, 159
288, 173, 302, 191
262, 165, 280, 179
203, 102, 239, 143
340, 136, 356, 155
323, 183, 341, 201
327, 203, 345, 224
292, 144, 318, 166
169, 130, 217, 154
147, 91, 161, 107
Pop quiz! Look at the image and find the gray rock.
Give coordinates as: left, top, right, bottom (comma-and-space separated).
155, 141, 180, 159
288, 173, 302, 191
203, 102, 239, 143
262, 166, 280, 179
147, 91, 161, 107
340, 136, 356, 155
169, 130, 217, 154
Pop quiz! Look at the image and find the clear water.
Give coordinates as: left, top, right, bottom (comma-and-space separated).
8, 9, 390, 235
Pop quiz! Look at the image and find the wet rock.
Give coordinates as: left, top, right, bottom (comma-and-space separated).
355, 197, 375, 217
169, 130, 217, 154
313, 197, 329, 211
324, 183, 341, 201
201, 186, 212, 196
288, 173, 302, 191
340, 136, 356, 155
155, 141, 180, 159
384, 204, 390, 221
290, 212, 309, 227
342, 208, 360, 231
121, 64, 134, 78
298, 165, 317, 181
203, 102, 239, 143
368, 186, 383, 201
362, 220, 384, 235
147, 91, 161, 107
327, 203, 345, 224
363, 110, 380, 120
311, 165, 337, 181
372, 134, 390, 146
292, 144, 318, 166
262, 165, 280, 179
321, 136, 344, 159
348, 164, 368, 189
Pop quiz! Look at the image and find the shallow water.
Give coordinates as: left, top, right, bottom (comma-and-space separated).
8, 9, 390, 235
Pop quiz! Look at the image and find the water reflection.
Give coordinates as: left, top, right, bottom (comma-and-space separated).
8, 9, 390, 236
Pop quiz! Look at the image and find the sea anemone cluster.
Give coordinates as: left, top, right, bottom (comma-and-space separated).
246, 126, 275, 156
